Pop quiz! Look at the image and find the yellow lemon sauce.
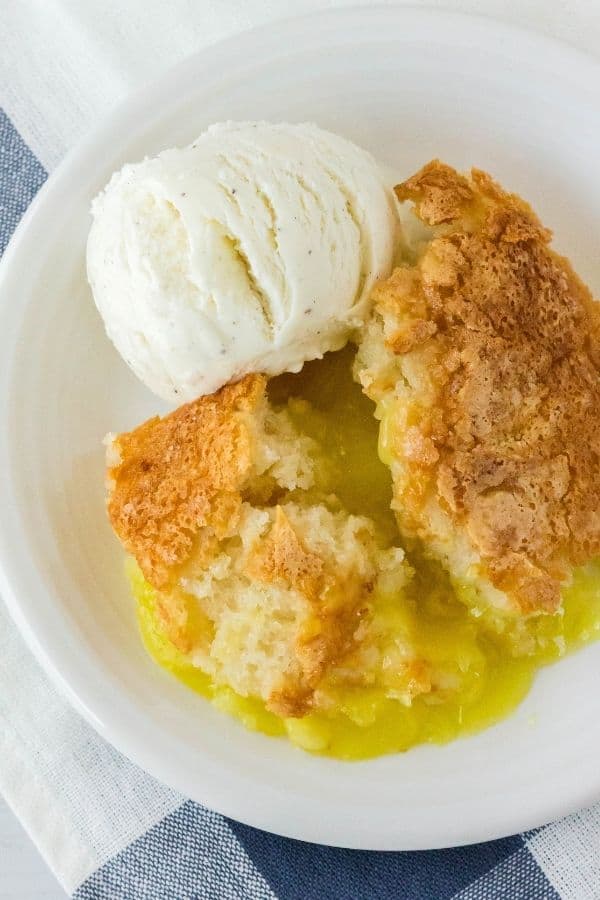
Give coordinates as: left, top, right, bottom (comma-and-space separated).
130, 347, 600, 759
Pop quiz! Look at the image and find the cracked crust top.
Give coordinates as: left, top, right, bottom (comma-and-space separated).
106, 375, 266, 589
373, 161, 600, 612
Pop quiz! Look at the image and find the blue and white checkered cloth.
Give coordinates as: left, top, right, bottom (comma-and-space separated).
2, 8, 600, 894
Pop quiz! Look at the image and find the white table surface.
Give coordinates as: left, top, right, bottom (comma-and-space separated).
2, 1, 599, 897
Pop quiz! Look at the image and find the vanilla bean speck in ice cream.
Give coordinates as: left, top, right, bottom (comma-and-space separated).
87, 121, 399, 401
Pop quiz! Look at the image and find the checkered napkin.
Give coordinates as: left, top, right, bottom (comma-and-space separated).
2, 3, 600, 898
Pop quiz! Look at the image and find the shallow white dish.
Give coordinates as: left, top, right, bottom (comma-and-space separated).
1, 7, 600, 851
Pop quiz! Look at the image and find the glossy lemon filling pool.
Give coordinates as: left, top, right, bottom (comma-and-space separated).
130, 347, 600, 759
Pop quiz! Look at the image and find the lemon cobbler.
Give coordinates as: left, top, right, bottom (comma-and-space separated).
105, 162, 600, 759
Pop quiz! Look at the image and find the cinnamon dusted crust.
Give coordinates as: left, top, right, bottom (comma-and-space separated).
360, 161, 600, 613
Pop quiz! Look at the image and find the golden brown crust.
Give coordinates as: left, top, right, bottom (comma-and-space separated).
247, 506, 373, 716
378, 161, 600, 612
107, 375, 266, 588
267, 596, 372, 718
246, 506, 325, 602
395, 160, 476, 225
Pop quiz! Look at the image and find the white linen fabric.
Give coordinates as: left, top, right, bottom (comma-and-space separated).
3, 0, 598, 172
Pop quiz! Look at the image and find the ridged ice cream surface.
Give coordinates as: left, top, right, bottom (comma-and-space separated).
87, 121, 399, 401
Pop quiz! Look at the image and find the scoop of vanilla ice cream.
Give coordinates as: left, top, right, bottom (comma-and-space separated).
87, 121, 398, 402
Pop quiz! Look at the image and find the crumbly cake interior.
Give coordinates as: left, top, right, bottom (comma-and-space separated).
107, 163, 600, 759
108, 348, 414, 719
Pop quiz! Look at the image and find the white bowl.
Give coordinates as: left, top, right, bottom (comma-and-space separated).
1, 7, 600, 850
